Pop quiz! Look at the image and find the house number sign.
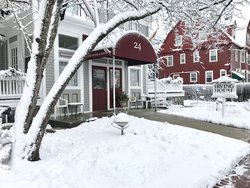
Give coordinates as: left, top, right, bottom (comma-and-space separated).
134, 42, 141, 51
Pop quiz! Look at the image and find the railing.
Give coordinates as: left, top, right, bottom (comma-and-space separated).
0, 76, 25, 98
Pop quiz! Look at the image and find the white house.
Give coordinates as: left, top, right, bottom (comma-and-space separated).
0, 5, 156, 116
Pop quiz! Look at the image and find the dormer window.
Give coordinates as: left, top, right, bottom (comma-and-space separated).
175, 34, 182, 46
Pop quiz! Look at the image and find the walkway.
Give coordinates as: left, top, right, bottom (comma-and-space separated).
127, 108, 250, 188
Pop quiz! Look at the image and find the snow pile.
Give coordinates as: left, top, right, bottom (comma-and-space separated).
0, 68, 26, 78
0, 129, 13, 170
160, 100, 250, 129
0, 116, 249, 188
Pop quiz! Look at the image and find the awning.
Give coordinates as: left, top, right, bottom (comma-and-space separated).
232, 71, 245, 81
85, 31, 157, 65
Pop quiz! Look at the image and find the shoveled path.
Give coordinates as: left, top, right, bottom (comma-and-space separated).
127, 108, 250, 188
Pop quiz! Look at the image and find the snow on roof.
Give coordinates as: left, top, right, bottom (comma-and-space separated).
223, 31, 245, 48
235, 28, 247, 47
212, 75, 238, 83
232, 70, 245, 79
94, 29, 148, 51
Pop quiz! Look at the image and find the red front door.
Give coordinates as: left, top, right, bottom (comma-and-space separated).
109, 68, 122, 108
92, 66, 107, 111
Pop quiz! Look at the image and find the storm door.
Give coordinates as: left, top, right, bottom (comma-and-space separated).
92, 66, 107, 111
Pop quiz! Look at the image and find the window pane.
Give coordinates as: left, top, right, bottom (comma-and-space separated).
167, 56, 173, 66
210, 50, 217, 61
59, 61, 78, 86
59, 34, 78, 50
206, 72, 213, 83
190, 72, 197, 82
180, 54, 185, 64
193, 51, 199, 62
110, 69, 121, 88
130, 69, 140, 87
93, 69, 106, 89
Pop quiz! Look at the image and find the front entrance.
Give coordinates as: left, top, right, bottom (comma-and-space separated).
92, 66, 107, 111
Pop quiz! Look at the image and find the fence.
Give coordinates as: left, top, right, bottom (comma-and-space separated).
0, 76, 25, 98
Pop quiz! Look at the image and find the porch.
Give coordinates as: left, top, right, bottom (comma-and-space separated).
49, 110, 117, 128
0, 69, 26, 107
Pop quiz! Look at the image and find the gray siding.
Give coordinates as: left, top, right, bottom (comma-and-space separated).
83, 61, 90, 111
46, 48, 55, 94
138, 24, 149, 37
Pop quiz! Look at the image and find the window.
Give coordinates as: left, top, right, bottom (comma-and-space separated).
130, 69, 140, 87
131, 21, 138, 31
235, 49, 239, 61
193, 51, 200, 63
166, 55, 173, 67
59, 61, 78, 86
175, 34, 182, 46
173, 74, 180, 79
190, 72, 197, 83
220, 69, 227, 77
59, 34, 78, 50
205, 71, 213, 83
248, 54, 250, 65
110, 69, 121, 88
180, 53, 186, 64
209, 49, 218, 62
11, 47, 18, 70
240, 50, 246, 63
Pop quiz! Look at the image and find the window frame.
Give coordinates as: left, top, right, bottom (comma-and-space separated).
59, 34, 78, 50
129, 67, 141, 88
180, 53, 186, 64
175, 34, 182, 46
240, 50, 246, 63
59, 61, 79, 88
166, 55, 174, 67
193, 51, 200, 63
209, 49, 218, 62
190, 72, 197, 83
220, 69, 227, 77
205, 70, 213, 83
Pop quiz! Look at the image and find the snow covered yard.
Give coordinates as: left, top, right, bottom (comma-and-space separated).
0, 115, 249, 188
159, 100, 250, 130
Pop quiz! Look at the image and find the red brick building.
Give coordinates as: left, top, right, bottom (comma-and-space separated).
159, 21, 250, 84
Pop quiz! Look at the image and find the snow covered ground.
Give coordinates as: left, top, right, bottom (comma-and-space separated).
0, 110, 250, 188
159, 100, 250, 130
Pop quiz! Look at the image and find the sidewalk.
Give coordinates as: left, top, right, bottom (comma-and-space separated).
127, 108, 250, 188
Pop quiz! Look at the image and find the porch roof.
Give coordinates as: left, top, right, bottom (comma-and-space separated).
85, 31, 157, 65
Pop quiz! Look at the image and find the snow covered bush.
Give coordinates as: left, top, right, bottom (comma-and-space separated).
0, 129, 14, 169
243, 99, 250, 111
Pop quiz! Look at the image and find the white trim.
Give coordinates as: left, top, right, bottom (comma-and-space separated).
240, 50, 246, 63
209, 49, 218, 62
220, 69, 227, 77
175, 34, 182, 46
89, 60, 93, 112
180, 53, 186, 64
128, 66, 142, 89
166, 55, 173, 67
193, 51, 200, 63
205, 70, 213, 83
190, 72, 197, 83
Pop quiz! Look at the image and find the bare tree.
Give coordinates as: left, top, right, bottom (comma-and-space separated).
1, 0, 248, 162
